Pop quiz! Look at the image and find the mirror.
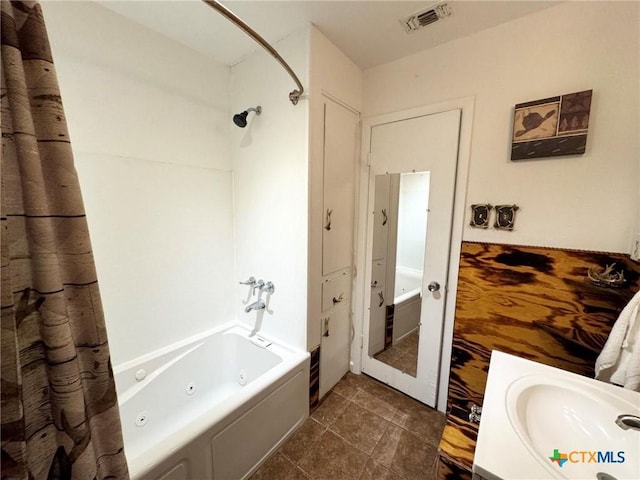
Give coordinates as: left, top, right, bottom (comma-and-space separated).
361, 108, 462, 406
368, 171, 430, 377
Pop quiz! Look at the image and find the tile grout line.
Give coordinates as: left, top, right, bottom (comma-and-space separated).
285, 452, 312, 480
281, 417, 328, 479
314, 388, 393, 479
342, 390, 416, 480
366, 414, 412, 480
352, 383, 444, 479
343, 393, 394, 480
259, 373, 444, 480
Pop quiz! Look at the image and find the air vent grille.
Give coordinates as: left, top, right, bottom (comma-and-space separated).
401, 3, 453, 33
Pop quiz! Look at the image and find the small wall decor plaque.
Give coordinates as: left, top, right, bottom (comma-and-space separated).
511, 89, 592, 161
494, 205, 519, 230
470, 204, 492, 228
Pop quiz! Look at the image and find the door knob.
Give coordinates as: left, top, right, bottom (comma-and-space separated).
427, 281, 440, 292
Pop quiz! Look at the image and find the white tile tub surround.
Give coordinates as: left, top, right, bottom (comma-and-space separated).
115, 322, 309, 480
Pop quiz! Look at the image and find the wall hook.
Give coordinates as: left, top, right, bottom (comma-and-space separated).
324, 209, 333, 231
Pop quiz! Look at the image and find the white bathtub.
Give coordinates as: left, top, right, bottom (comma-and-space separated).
392, 267, 422, 342
393, 266, 422, 304
114, 322, 309, 480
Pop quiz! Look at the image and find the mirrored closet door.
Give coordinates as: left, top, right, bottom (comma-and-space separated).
361, 108, 461, 407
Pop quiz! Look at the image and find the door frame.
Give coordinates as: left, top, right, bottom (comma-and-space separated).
352, 96, 474, 412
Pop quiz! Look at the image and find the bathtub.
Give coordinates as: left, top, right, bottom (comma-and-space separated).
393, 266, 422, 304
114, 322, 310, 480
392, 267, 422, 342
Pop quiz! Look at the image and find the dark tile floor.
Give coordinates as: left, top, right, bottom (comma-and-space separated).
250, 372, 445, 480
374, 329, 419, 377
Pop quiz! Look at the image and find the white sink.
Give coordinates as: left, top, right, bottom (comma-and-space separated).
506, 375, 640, 479
474, 351, 640, 480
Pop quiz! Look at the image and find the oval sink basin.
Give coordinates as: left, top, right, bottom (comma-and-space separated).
506, 375, 640, 480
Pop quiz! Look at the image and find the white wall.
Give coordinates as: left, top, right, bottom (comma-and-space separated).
42, 1, 236, 366
231, 28, 310, 350
364, 1, 639, 254
397, 172, 429, 271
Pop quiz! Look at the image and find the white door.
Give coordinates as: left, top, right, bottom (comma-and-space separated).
322, 100, 358, 276
361, 109, 461, 406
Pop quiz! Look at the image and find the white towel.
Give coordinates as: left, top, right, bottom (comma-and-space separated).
595, 289, 640, 391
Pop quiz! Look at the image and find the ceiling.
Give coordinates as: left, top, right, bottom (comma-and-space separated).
98, 0, 559, 69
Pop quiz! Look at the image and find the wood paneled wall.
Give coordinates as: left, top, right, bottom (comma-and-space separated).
309, 345, 320, 411
438, 241, 640, 476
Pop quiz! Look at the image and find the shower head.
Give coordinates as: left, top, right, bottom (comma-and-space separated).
233, 106, 262, 128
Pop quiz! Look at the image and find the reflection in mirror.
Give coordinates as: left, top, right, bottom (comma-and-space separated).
368, 171, 430, 377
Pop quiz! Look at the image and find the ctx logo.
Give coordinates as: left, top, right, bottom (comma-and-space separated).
549, 449, 625, 467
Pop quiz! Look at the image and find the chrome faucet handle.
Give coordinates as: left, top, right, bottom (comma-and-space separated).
261, 281, 275, 295
239, 276, 256, 286
252, 279, 265, 294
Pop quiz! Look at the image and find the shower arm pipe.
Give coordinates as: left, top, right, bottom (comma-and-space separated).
203, 0, 304, 105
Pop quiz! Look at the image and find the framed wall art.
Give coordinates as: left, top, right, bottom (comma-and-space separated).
511, 89, 592, 161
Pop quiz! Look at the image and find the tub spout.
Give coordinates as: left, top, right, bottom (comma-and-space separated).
245, 299, 265, 313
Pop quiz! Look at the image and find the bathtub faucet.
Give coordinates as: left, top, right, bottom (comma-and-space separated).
245, 299, 266, 313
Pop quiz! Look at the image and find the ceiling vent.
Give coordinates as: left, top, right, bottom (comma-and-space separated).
400, 2, 453, 33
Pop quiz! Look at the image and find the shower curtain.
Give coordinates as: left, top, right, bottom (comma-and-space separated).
1, 2, 129, 479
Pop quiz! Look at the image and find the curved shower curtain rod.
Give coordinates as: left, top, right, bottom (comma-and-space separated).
203, 0, 304, 105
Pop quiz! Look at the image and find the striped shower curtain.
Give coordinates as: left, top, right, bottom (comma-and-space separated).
1, 2, 129, 478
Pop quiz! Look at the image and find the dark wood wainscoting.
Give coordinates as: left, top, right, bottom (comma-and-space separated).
437, 241, 640, 477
